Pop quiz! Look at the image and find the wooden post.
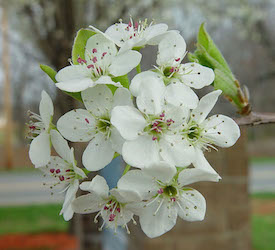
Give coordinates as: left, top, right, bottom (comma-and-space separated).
1, 4, 13, 169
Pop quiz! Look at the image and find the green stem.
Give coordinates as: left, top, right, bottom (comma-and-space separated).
136, 64, 141, 74
123, 164, 131, 175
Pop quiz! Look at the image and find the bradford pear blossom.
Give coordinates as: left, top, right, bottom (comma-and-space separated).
57, 85, 133, 171
72, 175, 141, 233
40, 130, 86, 221
90, 18, 169, 53
118, 161, 218, 238
130, 32, 215, 108
130, 70, 199, 109
55, 34, 142, 92
180, 90, 240, 168
28, 91, 54, 167
111, 78, 194, 168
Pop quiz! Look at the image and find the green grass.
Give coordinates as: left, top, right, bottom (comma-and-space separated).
250, 157, 275, 165
0, 204, 69, 235
251, 192, 275, 200
253, 215, 275, 250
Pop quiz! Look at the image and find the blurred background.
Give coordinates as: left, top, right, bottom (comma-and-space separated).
0, 0, 275, 249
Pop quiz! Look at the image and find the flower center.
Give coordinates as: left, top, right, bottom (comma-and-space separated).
163, 66, 179, 78
95, 116, 112, 137
144, 112, 174, 141
163, 185, 178, 197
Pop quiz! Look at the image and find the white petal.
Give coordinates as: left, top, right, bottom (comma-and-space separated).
80, 175, 109, 199
57, 109, 96, 142
56, 78, 94, 92
191, 90, 222, 124
109, 50, 142, 77
55, 65, 90, 82
165, 80, 199, 109
71, 148, 86, 179
39, 156, 68, 176
82, 133, 114, 171
203, 114, 241, 147
39, 91, 53, 128
136, 76, 166, 115
110, 127, 124, 154
144, 23, 168, 42
117, 170, 159, 200
61, 180, 79, 214
111, 106, 147, 140
143, 161, 176, 184
57, 109, 95, 142
29, 132, 51, 167
104, 23, 129, 47
110, 188, 141, 203
130, 71, 160, 97
177, 189, 206, 222
62, 204, 74, 221
122, 135, 160, 168
159, 134, 194, 167
156, 32, 186, 67
85, 34, 117, 67
178, 150, 221, 186
50, 130, 71, 162
112, 87, 133, 109
163, 104, 190, 129
139, 200, 177, 238
81, 85, 113, 117
95, 75, 122, 87
72, 193, 103, 214
179, 63, 215, 89
147, 30, 179, 46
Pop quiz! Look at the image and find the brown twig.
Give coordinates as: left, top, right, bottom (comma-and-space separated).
234, 111, 275, 126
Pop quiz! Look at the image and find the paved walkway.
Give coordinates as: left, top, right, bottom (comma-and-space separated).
249, 163, 275, 193
0, 171, 64, 206
0, 162, 275, 206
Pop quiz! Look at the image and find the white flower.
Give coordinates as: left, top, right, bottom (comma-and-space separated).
90, 18, 169, 53
55, 34, 141, 92
118, 161, 218, 238
57, 85, 133, 171
180, 90, 241, 170
130, 32, 215, 108
130, 71, 199, 109
111, 78, 194, 168
72, 175, 141, 234
28, 91, 54, 167
40, 130, 86, 221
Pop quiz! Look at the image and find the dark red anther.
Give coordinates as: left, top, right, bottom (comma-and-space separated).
134, 21, 138, 30
29, 125, 36, 130
87, 64, 94, 69
175, 58, 181, 62
109, 214, 116, 222
85, 118, 90, 124
92, 48, 97, 53
117, 207, 121, 213
59, 176, 65, 181
50, 169, 55, 173
56, 169, 61, 174
92, 57, 97, 63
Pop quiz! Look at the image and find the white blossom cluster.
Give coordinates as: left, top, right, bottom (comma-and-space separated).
27, 19, 240, 238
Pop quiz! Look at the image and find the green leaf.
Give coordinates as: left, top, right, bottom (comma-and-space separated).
72, 29, 96, 65
197, 23, 232, 74
112, 74, 130, 89
40, 64, 57, 83
40, 64, 83, 103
